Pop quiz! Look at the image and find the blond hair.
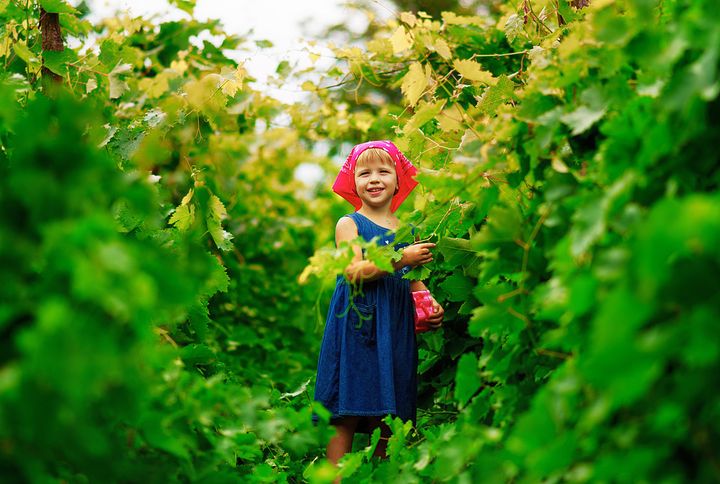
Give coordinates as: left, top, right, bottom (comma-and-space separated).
355, 148, 395, 169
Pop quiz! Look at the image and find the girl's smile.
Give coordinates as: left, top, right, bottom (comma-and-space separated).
367, 186, 385, 196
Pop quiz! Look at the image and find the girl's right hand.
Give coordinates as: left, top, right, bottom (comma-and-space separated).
401, 242, 436, 267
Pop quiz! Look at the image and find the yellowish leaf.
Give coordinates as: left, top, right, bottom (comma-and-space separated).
403, 100, 445, 135
401, 62, 429, 107
0, 32, 13, 58
181, 188, 194, 205
169, 189, 195, 231
400, 11, 417, 27
184, 74, 227, 111
86, 78, 98, 94
552, 157, 569, 173
219, 65, 245, 97
502, 13, 524, 43
109, 62, 132, 99
434, 38, 452, 59
390, 26, 413, 54
139, 72, 170, 98
368, 38, 393, 57
453, 59, 497, 85
13, 40, 39, 66
437, 104, 465, 132
118, 15, 145, 35
441, 11, 484, 25
588, 0, 615, 10
351, 112, 374, 133
170, 59, 188, 74
169, 204, 194, 231
414, 193, 426, 211
209, 194, 227, 221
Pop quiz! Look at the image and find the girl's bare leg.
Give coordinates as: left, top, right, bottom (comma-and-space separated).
327, 416, 359, 465
367, 416, 392, 459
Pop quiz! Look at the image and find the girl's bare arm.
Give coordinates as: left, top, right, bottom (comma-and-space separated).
409, 280, 428, 292
336, 217, 434, 283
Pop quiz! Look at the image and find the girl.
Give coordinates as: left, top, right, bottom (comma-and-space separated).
313, 140, 444, 465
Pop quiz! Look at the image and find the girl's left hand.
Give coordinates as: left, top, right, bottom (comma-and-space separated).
426, 298, 444, 329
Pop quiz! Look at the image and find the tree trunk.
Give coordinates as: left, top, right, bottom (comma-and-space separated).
39, 7, 63, 85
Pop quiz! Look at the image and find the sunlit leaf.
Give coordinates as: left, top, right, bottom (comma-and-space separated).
434, 38, 452, 60
390, 26, 413, 54
402, 100, 444, 135
453, 59, 497, 85
442, 11, 484, 26
503, 13, 524, 42
401, 61, 428, 107
108, 63, 132, 99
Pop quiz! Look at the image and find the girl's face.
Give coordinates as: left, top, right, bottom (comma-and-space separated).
354, 153, 398, 210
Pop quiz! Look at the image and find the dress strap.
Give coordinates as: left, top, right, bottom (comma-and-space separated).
345, 212, 369, 239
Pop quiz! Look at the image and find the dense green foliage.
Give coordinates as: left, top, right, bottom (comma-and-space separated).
1, 0, 719, 482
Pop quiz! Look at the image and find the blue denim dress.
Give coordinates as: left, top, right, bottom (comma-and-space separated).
312, 212, 417, 433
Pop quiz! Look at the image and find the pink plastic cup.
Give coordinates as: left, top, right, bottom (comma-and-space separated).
412, 290, 435, 334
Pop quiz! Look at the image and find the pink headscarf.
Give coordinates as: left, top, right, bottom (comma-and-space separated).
332, 140, 418, 213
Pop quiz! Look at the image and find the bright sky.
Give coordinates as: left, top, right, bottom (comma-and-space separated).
85, 0, 388, 102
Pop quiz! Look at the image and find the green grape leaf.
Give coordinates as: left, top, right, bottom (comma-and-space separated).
405, 264, 431, 281
560, 85, 608, 135
560, 105, 607, 135
43, 48, 77, 76
180, 343, 216, 365
454, 352, 481, 406
440, 273, 474, 302
137, 411, 190, 459
365, 241, 397, 273
476, 75, 515, 115
471, 203, 523, 248
13, 41, 40, 67
188, 302, 209, 340
437, 237, 478, 266
39, 0, 78, 14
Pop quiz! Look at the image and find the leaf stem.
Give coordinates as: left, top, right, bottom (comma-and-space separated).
470, 50, 529, 59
